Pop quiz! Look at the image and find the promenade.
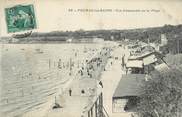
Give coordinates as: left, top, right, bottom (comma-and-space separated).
101, 45, 132, 117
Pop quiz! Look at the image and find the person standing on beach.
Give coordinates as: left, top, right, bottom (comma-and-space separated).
121, 54, 125, 69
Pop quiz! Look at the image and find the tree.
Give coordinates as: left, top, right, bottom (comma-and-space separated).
137, 69, 182, 117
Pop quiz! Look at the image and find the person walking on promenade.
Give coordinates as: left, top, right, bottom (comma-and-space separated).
69, 89, 72, 96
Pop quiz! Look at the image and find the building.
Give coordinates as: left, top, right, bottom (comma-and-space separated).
112, 74, 146, 113
161, 34, 168, 46
154, 63, 170, 74
127, 51, 164, 74
126, 60, 144, 74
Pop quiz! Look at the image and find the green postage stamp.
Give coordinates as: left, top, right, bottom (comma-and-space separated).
5, 4, 37, 33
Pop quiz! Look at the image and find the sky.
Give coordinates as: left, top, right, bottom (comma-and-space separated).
0, 0, 182, 36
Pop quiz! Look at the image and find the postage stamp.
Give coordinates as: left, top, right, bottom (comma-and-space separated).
5, 4, 37, 33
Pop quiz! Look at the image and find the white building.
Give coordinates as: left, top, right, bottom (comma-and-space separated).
161, 34, 168, 46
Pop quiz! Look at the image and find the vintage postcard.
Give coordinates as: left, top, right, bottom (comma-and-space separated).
0, 0, 182, 117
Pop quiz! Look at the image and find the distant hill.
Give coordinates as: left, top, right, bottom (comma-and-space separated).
1, 24, 182, 44
31, 24, 182, 43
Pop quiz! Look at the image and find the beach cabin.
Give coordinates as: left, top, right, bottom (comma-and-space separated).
127, 51, 164, 74
126, 60, 144, 74
112, 74, 146, 113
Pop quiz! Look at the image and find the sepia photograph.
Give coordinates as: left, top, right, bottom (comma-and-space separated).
0, 0, 182, 117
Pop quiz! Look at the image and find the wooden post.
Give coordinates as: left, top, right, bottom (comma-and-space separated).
101, 93, 103, 117
88, 110, 90, 117
99, 93, 103, 117
98, 94, 101, 117
91, 106, 93, 117
95, 99, 98, 117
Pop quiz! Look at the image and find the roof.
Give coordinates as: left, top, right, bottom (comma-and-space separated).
143, 54, 157, 65
126, 60, 143, 68
113, 74, 146, 99
128, 51, 164, 66
129, 51, 164, 60
128, 51, 155, 60
155, 63, 170, 74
